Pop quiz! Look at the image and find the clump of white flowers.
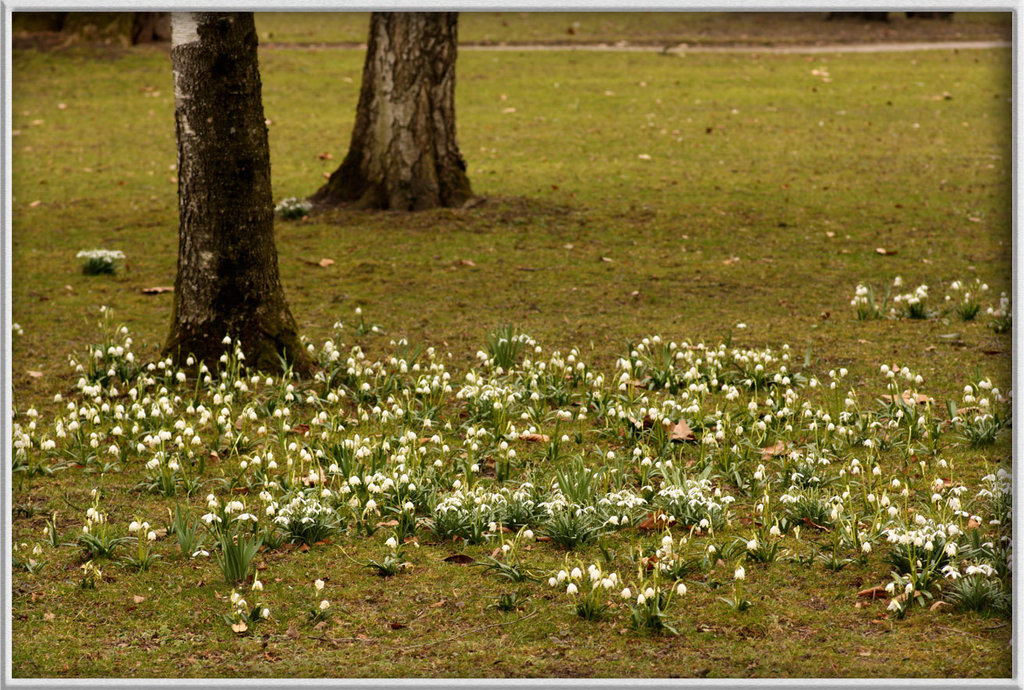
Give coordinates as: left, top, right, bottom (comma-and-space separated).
274, 197, 312, 220
76, 249, 125, 275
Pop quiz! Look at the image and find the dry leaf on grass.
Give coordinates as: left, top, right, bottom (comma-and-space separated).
857, 585, 888, 600
318, 258, 334, 268
133, 595, 146, 604
231, 621, 248, 634
875, 247, 897, 255
881, 391, 933, 406
26, 370, 43, 378
669, 419, 695, 442
518, 433, 550, 443
442, 554, 474, 564
637, 512, 673, 531
761, 441, 788, 458
141, 286, 174, 295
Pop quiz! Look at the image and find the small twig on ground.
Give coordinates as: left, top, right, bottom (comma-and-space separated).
400, 609, 539, 652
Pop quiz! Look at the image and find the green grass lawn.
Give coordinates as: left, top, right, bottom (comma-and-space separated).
9, 30, 1012, 679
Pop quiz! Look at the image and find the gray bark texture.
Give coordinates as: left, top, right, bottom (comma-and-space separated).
311, 12, 473, 211
165, 12, 312, 376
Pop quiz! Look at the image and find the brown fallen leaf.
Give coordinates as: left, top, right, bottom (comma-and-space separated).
875, 247, 897, 255
924, 345, 936, 352
290, 424, 310, 435
930, 600, 952, 612
601, 256, 614, 263
459, 259, 476, 267
761, 441, 788, 458
388, 621, 406, 630
722, 256, 740, 265
317, 152, 333, 160
29, 200, 41, 208
637, 512, 674, 531
141, 286, 173, 295
669, 419, 695, 442
377, 519, 400, 528
231, 621, 248, 634
313, 621, 328, 631
442, 554, 474, 564
26, 370, 43, 378
857, 585, 888, 600
967, 517, 981, 530
43, 612, 55, 621
318, 258, 335, 268
881, 391, 933, 406
518, 433, 550, 443
133, 595, 146, 604
802, 517, 831, 531
287, 622, 300, 640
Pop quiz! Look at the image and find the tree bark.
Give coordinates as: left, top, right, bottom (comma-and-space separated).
165, 12, 312, 376
310, 12, 473, 211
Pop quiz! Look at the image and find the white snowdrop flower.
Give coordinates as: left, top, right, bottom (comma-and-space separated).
676, 583, 687, 595
621, 587, 632, 599
734, 566, 746, 581
385, 536, 398, 549
636, 593, 646, 605
319, 600, 330, 611
566, 583, 578, 595
548, 577, 558, 587
644, 587, 655, 599
861, 542, 871, 554
570, 567, 583, 580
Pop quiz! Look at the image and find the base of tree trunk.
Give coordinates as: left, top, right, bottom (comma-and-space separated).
164, 312, 313, 378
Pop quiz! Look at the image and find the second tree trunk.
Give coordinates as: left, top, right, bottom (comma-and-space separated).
311, 12, 473, 211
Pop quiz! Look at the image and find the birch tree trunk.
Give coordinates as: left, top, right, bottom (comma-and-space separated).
310, 12, 473, 211
165, 12, 311, 376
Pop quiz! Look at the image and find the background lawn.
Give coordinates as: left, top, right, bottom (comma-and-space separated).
8, 12, 1013, 679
